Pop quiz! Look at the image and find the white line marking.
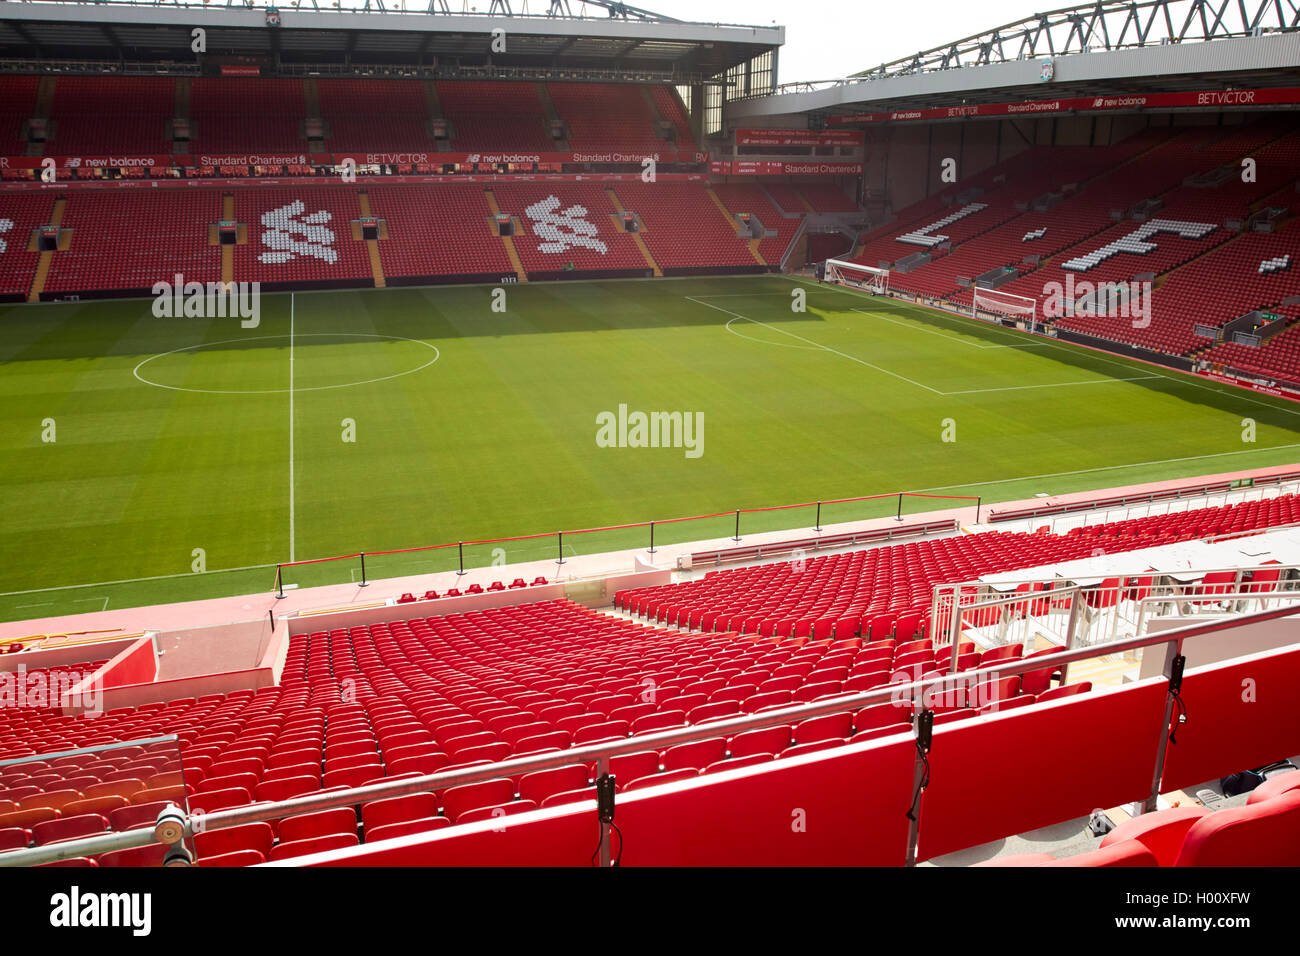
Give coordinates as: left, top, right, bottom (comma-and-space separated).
704, 295, 1164, 396
0, 563, 280, 600
71, 597, 111, 612
132, 332, 440, 395
690, 291, 848, 298
907, 443, 1300, 496
687, 295, 944, 395
289, 292, 296, 565
787, 275, 1300, 418
943, 376, 1162, 395
723, 316, 821, 350
849, 307, 1045, 349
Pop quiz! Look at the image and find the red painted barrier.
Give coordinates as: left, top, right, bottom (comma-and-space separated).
917, 679, 1169, 861
1159, 644, 1300, 793
280, 733, 916, 867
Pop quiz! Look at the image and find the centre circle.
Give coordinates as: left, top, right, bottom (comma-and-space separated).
132, 332, 441, 394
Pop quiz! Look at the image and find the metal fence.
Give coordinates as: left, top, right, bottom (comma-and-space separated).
930, 563, 1300, 665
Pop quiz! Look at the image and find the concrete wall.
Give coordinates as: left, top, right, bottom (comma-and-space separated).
285, 568, 671, 637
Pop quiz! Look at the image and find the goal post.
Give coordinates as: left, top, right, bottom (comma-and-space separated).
825, 259, 889, 295
972, 286, 1039, 334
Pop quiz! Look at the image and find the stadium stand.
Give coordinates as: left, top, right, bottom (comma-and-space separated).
612, 182, 758, 271
43, 192, 222, 294
317, 79, 432, 153
366, 184, 514, 282
234, 188, 370, 287
648, 85, 696, 151
712, 182, 801, 266
436, 80, 554, 153
1144, 218, 1300, 357
615, 494, 1300, 640
0, 192, 52, 299
490, 182, 649, 275
46, 76, 174, 155
190, 77, 307, 154
794, 183, 860, 213
548, 82, 678, 154
0, 75, 38, 151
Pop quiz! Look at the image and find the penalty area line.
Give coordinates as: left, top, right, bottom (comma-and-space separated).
686, 294, 944, 396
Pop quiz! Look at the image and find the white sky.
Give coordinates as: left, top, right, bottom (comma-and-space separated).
631, 0, 1046, 84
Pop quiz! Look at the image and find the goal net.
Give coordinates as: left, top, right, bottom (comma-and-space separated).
972, 286, 1039, 332
825, 259, 889, 295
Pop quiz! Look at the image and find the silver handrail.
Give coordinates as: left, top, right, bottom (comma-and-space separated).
3, 602, 1297, 867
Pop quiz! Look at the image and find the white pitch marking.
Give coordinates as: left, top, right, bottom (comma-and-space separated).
0, 562, 280, 600
942, 376, 1162, 395
786, 275, 1300, 418
687, 295, 944, 395
289, 292, 296, 565
849, 307, 1046, 349
703, 296, 1163, 396
908, 443, 1300, 496
132, 333, 440, 395
71, 597, 111, 612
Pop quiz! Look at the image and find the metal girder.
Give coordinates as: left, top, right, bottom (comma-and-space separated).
0, 0, 678, 22
97, 23, 124, 60
849, 0, 1300, 80
7, 21, 43, 58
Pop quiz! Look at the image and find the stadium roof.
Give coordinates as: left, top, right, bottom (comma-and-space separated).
0, 0, 782, 82
730, 0, 1299, 120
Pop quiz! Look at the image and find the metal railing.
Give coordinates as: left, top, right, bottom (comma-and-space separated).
930, 563, 1300, 662
755, 0, 1300, 96
271, 490, 981, 595
3, 603, 1298, 867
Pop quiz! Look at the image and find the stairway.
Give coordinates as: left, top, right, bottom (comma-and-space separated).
356, 192, 386, 288
27, 77, 56, 157
221, 194, 235, 288
706, 187, 765, 266
27, 196, 65, 302
483, 189, 528, 282
535, 83, 569, 150
605, 187, 662, 276
173, 77, 191, 156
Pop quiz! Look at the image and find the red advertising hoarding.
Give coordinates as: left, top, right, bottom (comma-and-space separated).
828, 86, 1300, 125
734, 128, 865, 147
712, 160, 862, 175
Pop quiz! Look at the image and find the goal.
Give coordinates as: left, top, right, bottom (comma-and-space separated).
972, 286, 1039, 333
825, 259, 889, 295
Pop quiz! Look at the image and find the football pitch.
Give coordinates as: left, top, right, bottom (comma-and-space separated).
2, 273, 1298, 623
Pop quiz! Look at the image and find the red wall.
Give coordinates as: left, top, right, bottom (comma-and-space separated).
917, 679, 1169, 861
1159, 644, 1300, 793
280, 734, 917, 867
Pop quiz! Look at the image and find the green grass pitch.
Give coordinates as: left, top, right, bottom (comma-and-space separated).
1, 273, 1297, 623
